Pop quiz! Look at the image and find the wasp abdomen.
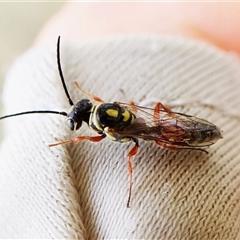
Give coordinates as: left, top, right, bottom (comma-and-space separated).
186, 124, 222, 146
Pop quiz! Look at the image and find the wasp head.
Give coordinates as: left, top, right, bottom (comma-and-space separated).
67, 99, 93, 131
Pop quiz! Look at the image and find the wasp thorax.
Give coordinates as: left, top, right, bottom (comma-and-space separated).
66, 99, 93, 131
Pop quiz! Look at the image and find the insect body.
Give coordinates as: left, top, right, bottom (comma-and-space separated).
90, 102, 136, 141
0, 36, 222, 208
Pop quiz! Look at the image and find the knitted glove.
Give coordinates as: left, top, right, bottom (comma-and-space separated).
0, 36, 239, 239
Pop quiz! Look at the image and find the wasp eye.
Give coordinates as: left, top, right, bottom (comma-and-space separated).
67, 118, 75, 131
66, 118, 82, 131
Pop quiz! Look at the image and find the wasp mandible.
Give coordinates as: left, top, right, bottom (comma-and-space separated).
0, 37, 222, 208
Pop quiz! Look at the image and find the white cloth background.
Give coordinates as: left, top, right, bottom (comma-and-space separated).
0, 36, 239, 239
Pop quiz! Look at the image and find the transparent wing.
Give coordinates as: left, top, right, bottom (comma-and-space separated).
111, 102, 221, 148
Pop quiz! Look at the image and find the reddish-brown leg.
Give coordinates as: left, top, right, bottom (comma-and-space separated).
129, 100, 138, 114
155, 140, 179, 151
154, 102, 161, 122
74, 81, 104, 103
156, 140, 209, 153
154, 102, 174, 122
49, 135, 106, 147
126, 139, 139, 208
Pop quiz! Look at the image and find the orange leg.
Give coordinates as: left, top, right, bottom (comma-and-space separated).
129, 100, 138, 114
154, 102, 161, 122
126, 139, 139, 208
49, 135, 106, 147
74, 81, 104, 103
156, 140, 209, 153
155, 140, 179, 151
154, 102, 174, 122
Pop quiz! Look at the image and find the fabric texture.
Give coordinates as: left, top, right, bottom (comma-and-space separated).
0, 35, 239, 239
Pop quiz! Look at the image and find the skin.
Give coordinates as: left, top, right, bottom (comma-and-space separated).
35, 2, 240, 54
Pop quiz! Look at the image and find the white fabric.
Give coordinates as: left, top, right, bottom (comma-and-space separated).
0, 35, 239, 239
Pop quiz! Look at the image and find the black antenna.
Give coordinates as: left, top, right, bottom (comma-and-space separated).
0, 111, 67, 120
0, 36, 71, 120
57, 36, 74, 106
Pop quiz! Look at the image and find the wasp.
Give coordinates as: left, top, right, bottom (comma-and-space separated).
0, 37, 222, 208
